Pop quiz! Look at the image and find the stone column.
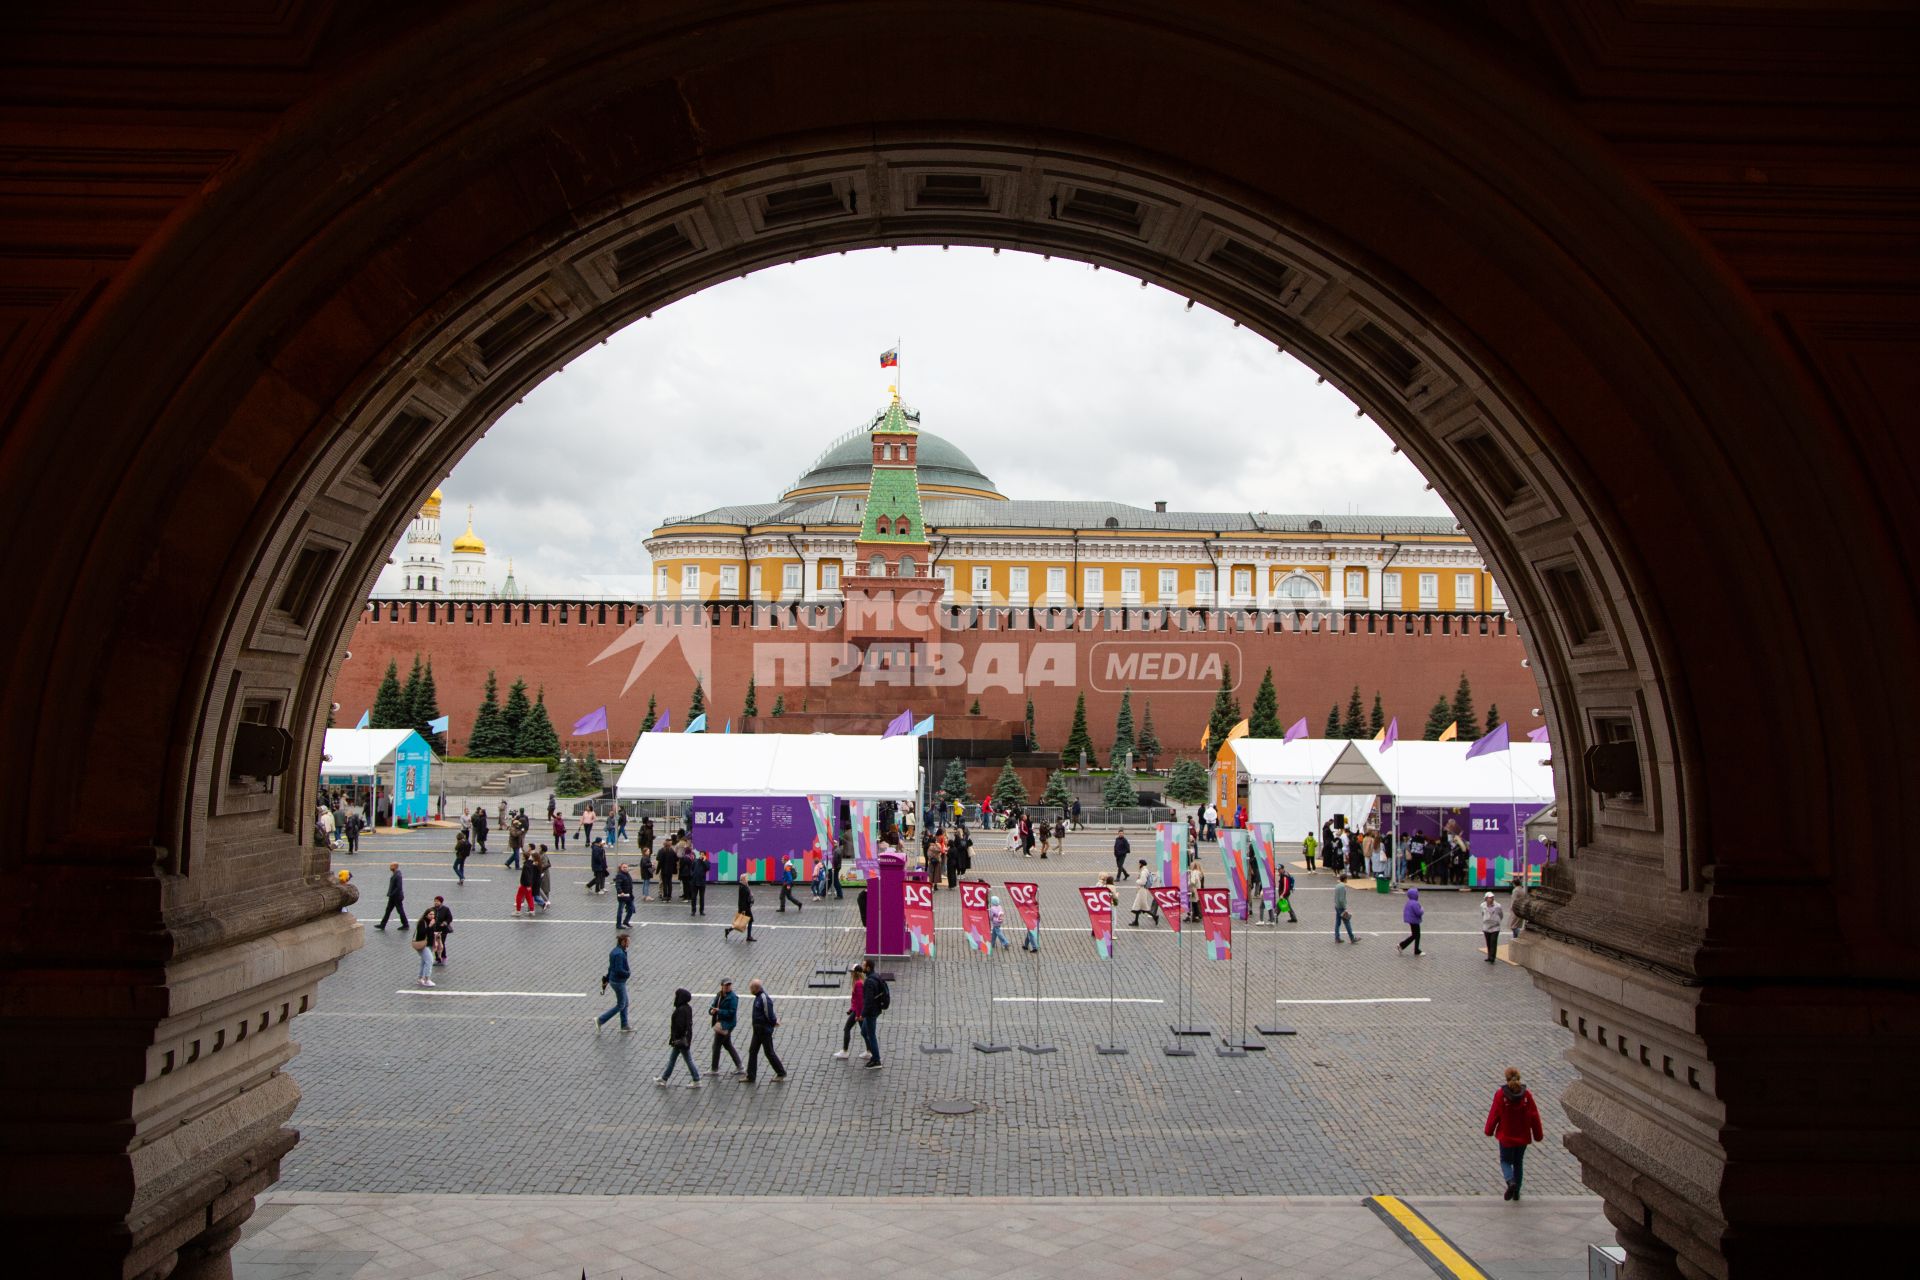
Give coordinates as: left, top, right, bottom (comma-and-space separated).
1255, 559, 1272, 610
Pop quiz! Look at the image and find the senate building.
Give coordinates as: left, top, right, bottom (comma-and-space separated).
645, 395, 1506, 613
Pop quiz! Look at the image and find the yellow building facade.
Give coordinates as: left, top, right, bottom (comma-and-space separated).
646, 402, 1504, 612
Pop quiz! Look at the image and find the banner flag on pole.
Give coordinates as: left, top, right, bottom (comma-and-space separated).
960, 880, 991, 951
1528, 726, 1549, 743
1079, 886, 1116, 958
1282, 716, 1308, 744
1154, 821, 1179, 894
904, 879, 935, 956
651, 711, 670, 732
1372, 726, 1385, 742
1005, 881, 1041, 940
1200, 725, 1210, 751
1219, 829, 1250, 919
1201, 888, 1232, 960
1150, 886, 1184, 930
1465, 720, 1510, 760
355, 710, 370, 729
881, 709, 912, 738
909, 715, 935, 737
1437, 721, 1459, 742
1379, 716, 1399, 752
684, 712, 707, 734
1250, 822, 1279, 905
878, 348, 899, 368
572, 706, 608, 736
1226, 718, 1250, 742
427, 714, 450, 734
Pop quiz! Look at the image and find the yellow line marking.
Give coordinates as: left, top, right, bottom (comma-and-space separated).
1369, 1195, 1490, 1279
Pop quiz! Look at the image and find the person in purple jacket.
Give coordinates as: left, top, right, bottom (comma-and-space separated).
1397, 886, 1425, 956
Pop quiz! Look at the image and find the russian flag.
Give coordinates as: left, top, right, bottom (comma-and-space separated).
879, 348, 898, 368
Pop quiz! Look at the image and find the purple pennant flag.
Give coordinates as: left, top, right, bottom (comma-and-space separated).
1379, 716, 1399, 752
1528, 726, 1549, 743
881, 709, 913, 739
1465, 721, 1510, 760
1282, 716, 1308, 744
650, 711, 670, 733
572, 706, 608, 736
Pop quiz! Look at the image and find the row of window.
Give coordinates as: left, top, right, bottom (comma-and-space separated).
656, 562, 1492, 608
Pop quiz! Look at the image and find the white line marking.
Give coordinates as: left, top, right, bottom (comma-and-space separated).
1271, 997, 1433, 1005
991, 996, 1165, 1004
397, 990, 587, 998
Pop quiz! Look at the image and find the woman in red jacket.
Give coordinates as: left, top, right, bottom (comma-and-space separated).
1485, 1066, 1545, 1200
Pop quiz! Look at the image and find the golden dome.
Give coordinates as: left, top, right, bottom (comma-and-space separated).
452, 505, 486, 554
421, 487, 444, 516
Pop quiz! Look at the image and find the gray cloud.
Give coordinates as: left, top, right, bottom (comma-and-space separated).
377, 248, 1450, 597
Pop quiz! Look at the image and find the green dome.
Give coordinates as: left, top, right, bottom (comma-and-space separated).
783, 408, 1003, 500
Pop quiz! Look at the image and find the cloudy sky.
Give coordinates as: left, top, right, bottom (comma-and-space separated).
378, 248, 1450, 597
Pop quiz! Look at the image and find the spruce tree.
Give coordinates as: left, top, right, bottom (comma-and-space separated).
370, 659, 409, 729
991, 759, 1029, 810
584, 749, 606, 790
1041, 769, 1074, 809
938, 758, 971, 804
1166, 757, 1210, 805
688, 676, 706, 725
1102, 764, 1138, 808
416, 659, 444, 753
555, 752, 583, 793
1341, 684, 1365, 739
1205, 662, 1240, 749
1324, 704, 1342, 738
1025, 697, 1039, 752
501, 677, 531, 749
1110, 688, 1136, 768
1369, 692, 1385, 737
1062, 692, 1095, 767
1423, 693, 1453, 741
770, 694, 785, 718
1484, 703, 1502, 736
743, 676, 758, 719
644, 693, 657, 730
1451, 672, 1479, 741
515, 687, 561, 759
1136, 701, 1161, 768
400, 655, 424, 731
968, 698, 982, 715
466, 670, 510, 757
1248, 667, 1282, 737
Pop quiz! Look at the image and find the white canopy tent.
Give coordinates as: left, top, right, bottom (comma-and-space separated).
614, 732, 919, 801
1232, 737, 1555, 840
1227, 738, 1353, 842
320, 728, 417, 775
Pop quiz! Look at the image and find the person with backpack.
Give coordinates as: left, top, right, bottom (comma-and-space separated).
1333, 874, 1358, 943
988, 895, 1012, 950
452, 827, 471, 886
776, 856, 804, 912
1485, 1067, 1545, 1199
1275, 866, 1298, 924
708, 978, 744, 1077
858, 965, 889, 1070
613, 862, 636, 928
1129, 860, 1159, 926
596, 933, 632, 1032
655, 987, 700, 1087
832, 961, 868, 1059
589, 838, 609, 895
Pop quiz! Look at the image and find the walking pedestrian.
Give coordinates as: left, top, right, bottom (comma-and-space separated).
589, 838, 609, 894
411, 911, 435, 986
832, 961, 868, 1058
988, 895, 1012, 949
1186, 857, 1205, 922
536, 846, 553, 910
858, 965, 889, 1070
948, 826, 970, 888
1276, 867, 1298, 924
514, 853, 539, 916
1069, 798, 1082, 830
551, 809, 566, 851
1485, 1067, 1544, 1200
1480, 892, 1505, 963
1053, 817, 1066, 854
471, 805, 489, 856
1129, 860, 1159, 926
581, 801, 595, 847
685, 848, 707, 916
427, 896, 453, 966
709, 978, 744, 1076
926, 832, 945, 888
725, 873, 757, 942
1333, 874, 1358, 943
452, 828, 470, 886
1397, 886, 1424, 955
743, 980, 788, 1083
1112, 828, 1132, 881
655, 988, 701, 1087
1303, 830, 1318, 872
344, 808, 363, 856
376, 862, 407, 930
614, 863, 636, 928
596, 933, 632, 1031
777, 856, 804, 912
616, 808, 628, 845
657, 837, 677, 902
505, 814, 522, 869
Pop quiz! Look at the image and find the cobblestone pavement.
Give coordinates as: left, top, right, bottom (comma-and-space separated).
284, 825, 1581, 1198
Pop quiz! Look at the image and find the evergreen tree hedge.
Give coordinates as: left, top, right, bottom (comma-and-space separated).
1102, 765, 1138, 808
400, 656, 423, 732
466, 670, 511, 756
416, 659, 444, 752
1136, 701, 1161, 768
370, 659, 409, 729
1166, 758, 1210, 805
1062, 692, 1095, 767
770, 694, 785, 718
743, 676, 758, 719
1484, 704, 1502, 736
1341, 685, 1366, 739
938, 758, 970, 804
991, 760, 1029, 810
1248, 668, 1282, 738
1451, 672, 1479, 741
1041, 769, 1074, 809
1205, 663, 1241, 748
1423, 694, 1453, 741
688, 677, 706, 725
501, 677, 531, 748
1324, 704, 1342, 738
1369, 692, 1386, 737
515, 687, 561, 758
1110, 688, 1136, 768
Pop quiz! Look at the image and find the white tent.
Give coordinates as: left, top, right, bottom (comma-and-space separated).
1227, 738, 1352, 842
614, 732, 919, 801
1320, 740, 1554, 807
321, 728, 416, 775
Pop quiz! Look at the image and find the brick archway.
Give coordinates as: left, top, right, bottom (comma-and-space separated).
2, 5, 1910, 1277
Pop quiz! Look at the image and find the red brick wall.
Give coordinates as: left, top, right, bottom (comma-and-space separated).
335, 602, 1541, 760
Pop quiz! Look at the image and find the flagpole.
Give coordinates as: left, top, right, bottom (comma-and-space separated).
1097, 895, 1127, 1054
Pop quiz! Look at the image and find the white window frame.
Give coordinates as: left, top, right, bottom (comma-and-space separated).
1046, 566, 1067, 604
1232, 567, 1252, 603
1418, 572, 1439, 608
656, 566, 670, 600
1382, 573, 1402, 608
936, 564, 955, 594
1008, 566, 1029, 604
719, 565, 740, 597
821, 561, 840, 593
1120, 567, 1142, 604
682, 564, 700, 598
1083, 567, 1105, 605
1489, 576, 1505, 611
971, 565, 992, 603
1194, 569, 1215, 603
1455, 573, 1476, 610
1158, 568, 1177, 603
1346, 569, 1366, 600
782, 563, 803, 598
749, 565, 763, 597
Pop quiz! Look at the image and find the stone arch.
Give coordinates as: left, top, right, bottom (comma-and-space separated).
1, 6, 1905, 1277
